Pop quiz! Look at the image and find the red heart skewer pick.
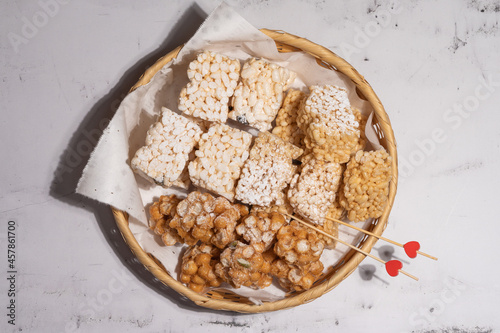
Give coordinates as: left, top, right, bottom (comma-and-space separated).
385, 260, 403, 277
404, 241, 421, 259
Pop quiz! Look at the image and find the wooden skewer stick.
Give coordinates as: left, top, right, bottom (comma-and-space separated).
325, 216, 438, 261
284, 213, 419, 281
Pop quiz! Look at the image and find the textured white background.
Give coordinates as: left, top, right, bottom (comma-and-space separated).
1, 0, 499, 332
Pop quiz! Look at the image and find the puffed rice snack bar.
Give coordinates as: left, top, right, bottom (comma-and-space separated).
352, 107, 367, 153
271, 89, 307, 148
288, 156, 343, 225
235, 131, 303, 207
297, 85, 360, 163
178, 51, 240, 122
229, 58, 296, 131
188, 123, 252, 201
339, 149, 392, 222
131, 107, 203, 188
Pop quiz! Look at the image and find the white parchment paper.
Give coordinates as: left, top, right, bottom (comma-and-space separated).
76, 2, 381, 303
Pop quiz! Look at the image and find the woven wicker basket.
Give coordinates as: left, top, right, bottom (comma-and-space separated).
112, 29, 398, 313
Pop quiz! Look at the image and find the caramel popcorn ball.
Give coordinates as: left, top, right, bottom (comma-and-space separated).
149, 195, 183, 246
274, 220, 325, 266
188, 123, 252, 201
271, 89, 307, 148
229, 58, 296, 131
296, 85, 360, 163
288, 156, 343, 225
131, 107, 202, 188
235, 131, 303, 207
215, 242, 275, 289
235, 211, 287, 253
271, 258, 324, 291
339, 149, 392, 222
180, 243, 222, 293
168, 191, 248, 248
179, 51, 240, 122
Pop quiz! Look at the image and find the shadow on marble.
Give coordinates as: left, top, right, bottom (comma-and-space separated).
49, 4, 250, 316
358, 245, 412, 284
358, 264, 389, 285
376, 245, 410, 265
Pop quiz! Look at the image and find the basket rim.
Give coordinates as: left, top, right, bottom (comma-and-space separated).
112, 28, 398, 313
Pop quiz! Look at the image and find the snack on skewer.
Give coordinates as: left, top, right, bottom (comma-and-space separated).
316, 218, 339, 250
180, 243, 222, 293
339, 149, 393, 222
235, 131, 303, 207
296, 85, 360, 163
131, 107, 202, 189
188, 123, 252, 201
271, 258, 324, 292
215, 242, 275, 289
178, 51, 240, 122
229, 58, 296, 131
287, 156, 343, 225
235, 211, 287, 253
274, 220, 325, 266
272, 89, 307, 148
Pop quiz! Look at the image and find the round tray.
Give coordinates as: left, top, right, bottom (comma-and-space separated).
112, 28, 398, 313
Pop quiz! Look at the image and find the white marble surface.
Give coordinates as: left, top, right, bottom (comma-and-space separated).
1, 0, 499, 332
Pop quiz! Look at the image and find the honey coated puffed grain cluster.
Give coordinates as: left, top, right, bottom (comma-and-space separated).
180, 243, 222, 293
149, 191, 249, 249
235, 211, 287, 253
131, 50, 394, 295
149, 192, 327, 292
215, 242, 276, 289
272, 220, 326, 291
